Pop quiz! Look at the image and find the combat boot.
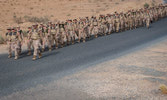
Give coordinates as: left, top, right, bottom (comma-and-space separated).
32, 55, 37, 60
95, 35, 98, 38
67, 41, 70, 45
49, 47, 52, 51
56, 44, 58, 49
83, 39, 86, 43
14, 55, 18, 60
27, 51, 32, 56
42, 48, 45, 52
61, 43, 64, 48
77, 39, 80, 43
8, 54, 12, 58
72, 40, 74, 45
39, 53, 42, 59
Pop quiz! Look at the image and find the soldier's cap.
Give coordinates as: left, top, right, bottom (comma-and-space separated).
16, 25, 20, 28
7, 27, 11, 30
68, 20, 72, 22
12, 27, 16, 30
73, 19, 77, 21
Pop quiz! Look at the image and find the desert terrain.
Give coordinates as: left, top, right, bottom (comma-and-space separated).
0, 0, 163, 41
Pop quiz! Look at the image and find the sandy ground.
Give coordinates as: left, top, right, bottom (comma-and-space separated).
0, 37, 167, 100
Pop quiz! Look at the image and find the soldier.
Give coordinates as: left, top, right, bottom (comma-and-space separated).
73, 19, 79, 41
92, 17, 99, 38
6, 27, 21, 60
58, 22, 66, 48
146, 11, 150, 29
120, 13, 125, 31
107, 14, 113, 34
55, 23, 60, 49
16, 26, 23, 54
67, 20, 75, 45
6, 27, 12, 58
78, 20, 85, 43
26, 26, 33, 55
129, 14, 133, 30
115, 14, 120, 33
49, 24, 57, 50
30, 25, 42, 60
101, 15, 108, 36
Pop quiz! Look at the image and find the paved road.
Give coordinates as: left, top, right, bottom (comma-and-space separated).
0, 18, 167, 97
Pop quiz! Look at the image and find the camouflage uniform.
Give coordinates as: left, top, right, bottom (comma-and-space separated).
67, 20, 75, 44
6, 28, 21, 60
16, 26, 23, 54
27, 27, 33, 55
78, 21, 85, 43
115, 15, 120, 32
92, 18, 99, 38
30, 25, 42, 60
145, 13, 150, 28
58, 23, 66, 48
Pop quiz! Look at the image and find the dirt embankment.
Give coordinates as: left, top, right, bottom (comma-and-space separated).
0, 0, 163, 38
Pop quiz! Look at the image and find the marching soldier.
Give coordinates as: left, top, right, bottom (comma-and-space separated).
67, 20, 75, 45
146, 11, 150, 29
30, 25, 42, 60
78, 20, 85, 43
92, 17, 99, 38
6, 27, 12, 58
115, 14, 120, 33
58, 22, 66, 48
16, 26, 23, 54
73, 19, 79, 41
27, 26, 33, 55
6, 27, 22, 60
107, 14, 113, 34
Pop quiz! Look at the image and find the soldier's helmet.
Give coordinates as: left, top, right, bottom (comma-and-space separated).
12, 27, 16, 31
7, 27, 11, 30
28, 26, 32, 29
32, 24, 37, 29
16, 25, 20, 28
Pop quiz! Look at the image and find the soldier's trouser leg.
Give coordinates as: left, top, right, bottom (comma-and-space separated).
51, 36, 54, 47
27, 39, 32, 55
48, 37, 52, 51
82, 33, 86, 43
146, 22, 150, 29
42, 38, 46, 52
17, 41, 22, 55
78, 30, 82, 43
60, 40, 64, 48
7, 41, 12, 58
33, 40, 41, 60
116, 24, 119, 33
55, 39, 59, 49
14, 41, 19, 60
94, 27, 98, 38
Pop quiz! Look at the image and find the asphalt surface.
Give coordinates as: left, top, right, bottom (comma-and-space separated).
0, 18, 167, 97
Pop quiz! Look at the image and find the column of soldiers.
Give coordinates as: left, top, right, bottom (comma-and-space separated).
6, 4, 167, 60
